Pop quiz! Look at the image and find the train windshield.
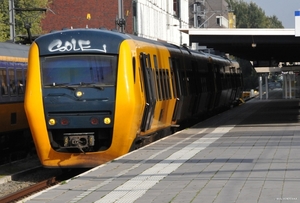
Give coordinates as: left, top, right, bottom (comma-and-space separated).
41, 55, 117, 86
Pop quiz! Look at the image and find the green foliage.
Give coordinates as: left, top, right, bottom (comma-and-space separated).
227, 0, 284, 28
0, 0, 48, 42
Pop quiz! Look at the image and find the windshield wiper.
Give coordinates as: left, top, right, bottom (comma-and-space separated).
77, 82, 104, 90
92, 84, 104, 90
44, 83, 76, 90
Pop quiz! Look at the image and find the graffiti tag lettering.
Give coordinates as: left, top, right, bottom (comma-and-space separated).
48, 39, 107, 53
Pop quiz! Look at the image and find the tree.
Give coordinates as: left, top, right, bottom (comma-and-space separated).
0, 0, 48, 43
227, 0, 284, 28
226, 0, 284, 90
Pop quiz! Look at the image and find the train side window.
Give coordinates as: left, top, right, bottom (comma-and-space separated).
8, 68, 16, 96
146, 54, 151, 67
181, 70, 187, 96
156, 69, 162, 100
24, 69, 27, 90
185, 60, 193, 95
160, 69, 166, 100
201, 77, 207, 92
16, 69, 24, 94
164, 69, 171, 99
153, 55, 161, 101
0, 68, 8, 95
191, 60, 198, 94
169, 58, 177, 98
153, 56, 163, 101
139, 67, 144, 92
166, 70, 171, 99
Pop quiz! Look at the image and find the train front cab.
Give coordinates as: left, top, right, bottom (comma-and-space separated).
25, 31, 177, 168
26, 41, 134, 167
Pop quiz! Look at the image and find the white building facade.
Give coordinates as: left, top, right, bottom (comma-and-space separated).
133, 0, 190, 46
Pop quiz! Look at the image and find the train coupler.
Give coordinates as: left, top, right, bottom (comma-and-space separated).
63, 133, 95, 153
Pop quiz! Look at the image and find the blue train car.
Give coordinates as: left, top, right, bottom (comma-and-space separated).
0, 42, 30, 163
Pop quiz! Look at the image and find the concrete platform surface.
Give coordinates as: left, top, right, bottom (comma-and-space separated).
23, 90, 300, 203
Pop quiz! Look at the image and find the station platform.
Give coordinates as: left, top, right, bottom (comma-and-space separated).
23, 90, 300, 203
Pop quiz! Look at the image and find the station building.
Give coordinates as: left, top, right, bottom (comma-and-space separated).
40, 0, 231, 46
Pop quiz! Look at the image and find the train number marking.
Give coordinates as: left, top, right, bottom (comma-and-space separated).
48, 39, 107, 53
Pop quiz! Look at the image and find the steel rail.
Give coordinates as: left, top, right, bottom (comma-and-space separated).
0, 177, 58, 203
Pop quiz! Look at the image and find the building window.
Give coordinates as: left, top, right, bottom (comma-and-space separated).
133, 1, 138, 35
173, 0, 180, 18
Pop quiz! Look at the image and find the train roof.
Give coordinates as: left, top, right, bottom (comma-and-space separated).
35, 29, 131, 56
34, 28, 237, 66
0, 42, 29, 58
35, 28, 202, 58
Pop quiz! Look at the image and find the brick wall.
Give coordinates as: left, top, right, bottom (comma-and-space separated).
41, 0, 133, 34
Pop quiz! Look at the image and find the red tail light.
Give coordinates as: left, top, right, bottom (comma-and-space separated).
90, 117, 99, 125
61, 118, 69, 125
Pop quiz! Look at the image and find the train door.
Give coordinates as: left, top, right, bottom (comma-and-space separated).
140, 53, 156, 132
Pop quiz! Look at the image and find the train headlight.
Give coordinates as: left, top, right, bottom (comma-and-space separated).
75, 91, 83, 97
49, 118, 56, 126
104, 117, 111, 124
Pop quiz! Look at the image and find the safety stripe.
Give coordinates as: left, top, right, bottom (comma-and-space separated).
95, 126, 233, 203
69, 128, 208, 203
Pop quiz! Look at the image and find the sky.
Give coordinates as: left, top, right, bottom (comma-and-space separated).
243, 0, 300, 28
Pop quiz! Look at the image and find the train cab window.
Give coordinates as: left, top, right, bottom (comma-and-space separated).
0, 68, 7, 95
41, 55, 117, 87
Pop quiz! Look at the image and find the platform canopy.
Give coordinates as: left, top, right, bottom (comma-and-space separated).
180, 28, 300, 66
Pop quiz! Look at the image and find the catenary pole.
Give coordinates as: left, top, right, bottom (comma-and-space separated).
9, 0, 15, 42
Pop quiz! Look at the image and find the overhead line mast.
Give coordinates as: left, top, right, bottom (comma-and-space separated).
9, 0, 15, 42
116, 0, 126, 32
8, 0, 46, 44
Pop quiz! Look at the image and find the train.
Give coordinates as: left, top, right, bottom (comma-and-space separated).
24, 28, 243, 168
0, 42, 31, 164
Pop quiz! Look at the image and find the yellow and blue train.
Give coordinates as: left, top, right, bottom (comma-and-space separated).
25, 29, 242, 168
0, 42, 30, 163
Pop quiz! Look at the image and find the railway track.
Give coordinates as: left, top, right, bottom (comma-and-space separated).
0, 164, 89, 203
0, 176, 58, 203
